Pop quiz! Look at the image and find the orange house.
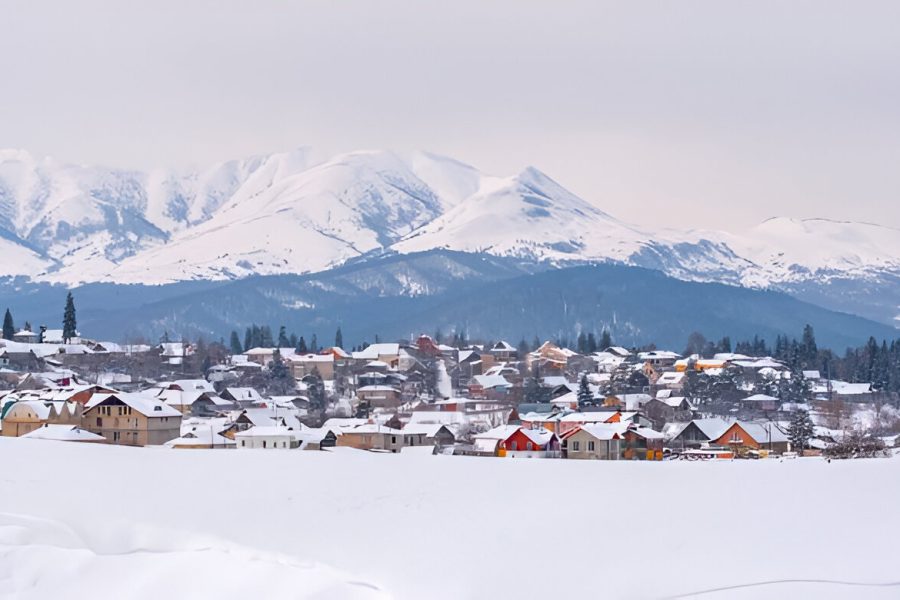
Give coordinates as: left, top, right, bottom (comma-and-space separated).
714, 422, 759, 449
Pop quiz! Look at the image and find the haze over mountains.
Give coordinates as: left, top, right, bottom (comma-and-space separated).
0, 147, 898, 340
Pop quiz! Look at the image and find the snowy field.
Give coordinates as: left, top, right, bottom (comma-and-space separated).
1, 439, 899, 600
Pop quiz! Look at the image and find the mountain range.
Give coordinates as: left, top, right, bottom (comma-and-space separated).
0, 147, 898, 342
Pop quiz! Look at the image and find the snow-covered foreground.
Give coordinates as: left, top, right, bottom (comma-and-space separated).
1, 439, 899, 600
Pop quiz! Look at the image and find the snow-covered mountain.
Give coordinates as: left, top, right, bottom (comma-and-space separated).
0, 147, 898, 325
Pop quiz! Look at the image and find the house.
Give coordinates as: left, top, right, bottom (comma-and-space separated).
156, 389, 231, 416
13, 330, 40, 344
563, 423, 627, 459
643, 396, 693, 429
527, 341, 576, 372
713, 421, 790, 453
472, 425, 560, 458
400, 423, 456, 447
336, 423, 425, 453
666, 418, 732, 449
604, 393, 652, 411
287, 353, 335, 380
356, 385, 402, 408
467, 374, 513, 400
159, 342, 193, 366
169, 418, 235, 449
235, 426, 300, 449
219, 387, 264, 406
622, 426, 665, 460
740, 393, 780, 411
352, 343, 401, 367
83, 393, 182, 446
489, 340, 517, 362
1, 400, 80, 437
21, 423, 106, 443
564, 422, 664, 460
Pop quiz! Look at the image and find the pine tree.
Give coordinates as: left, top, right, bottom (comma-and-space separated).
297, 336, 308, 354
229, 331, 243, 355
244, 327, 252, 352
335, 327, 343, 349
310, 333, 318, 353
576, 332, 588, 354
801, 324, 817, 367
788, 409, 815, 455
586, 332, 598, 353
599, 329, 612, 350
277, 325, 290, 348
270, 348, 288, 379
577, 374, 593, 408
62, 292, 77, 343
2, 309, 14, 340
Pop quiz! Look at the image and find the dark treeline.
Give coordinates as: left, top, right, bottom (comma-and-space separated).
685, 324, 900, 392
232, 325, 355, 355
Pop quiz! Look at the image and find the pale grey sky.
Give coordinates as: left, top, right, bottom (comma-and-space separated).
2, 0, 899, 231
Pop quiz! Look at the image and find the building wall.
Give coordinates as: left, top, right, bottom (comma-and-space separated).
237, 435, 296, 449
83, 405, 181, 446
565, 430, 619, 460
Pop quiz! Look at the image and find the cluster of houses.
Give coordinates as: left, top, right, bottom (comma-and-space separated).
1, 333, 898, 459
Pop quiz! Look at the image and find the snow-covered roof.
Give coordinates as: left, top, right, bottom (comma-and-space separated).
22, 424, 105, 442
471, 374, 512, 389
289, 353, 334, 363
86, 392, 182, 418
743, 393, 779, 402
572, 422, 629, 440
352, 343, 400, 360
235, 425, 298, 438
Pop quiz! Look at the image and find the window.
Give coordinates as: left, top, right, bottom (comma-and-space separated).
241, 440, 245, 447
730, 431, 742, 444
526, 442, 533, 451
113, 431, 120, 442
572, 441, 580, 451
510, 441, 518, 451
262, 440, 267, 448
588, 441, 595, 452
96, 417, 102, 427
391, 436, 397, 444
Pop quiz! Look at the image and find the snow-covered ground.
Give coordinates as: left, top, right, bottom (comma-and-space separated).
1, 438, 899, 599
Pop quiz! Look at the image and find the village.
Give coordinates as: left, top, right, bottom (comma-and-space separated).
2, 302, 898, 463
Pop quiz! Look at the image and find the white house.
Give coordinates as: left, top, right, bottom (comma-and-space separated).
235, 425, 299, 449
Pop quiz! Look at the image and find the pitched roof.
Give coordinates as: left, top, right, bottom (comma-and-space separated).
22, 424, 105, 442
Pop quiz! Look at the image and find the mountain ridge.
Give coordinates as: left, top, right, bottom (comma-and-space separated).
1, 147, 898, 326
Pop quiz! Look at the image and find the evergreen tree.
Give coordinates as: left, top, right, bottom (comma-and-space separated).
269, 348, 288, 379
297, 336, 308, 354
787, 409, 815, 455
2, 309, 14, 340
289, 333, 298, 349
229, 331, 243, 355
335, 327, 343, 349
801, 324, 817, 366
577, 374, 593, 408
717, 336, 732, 353
517, 338, 530, 357
277, 326, 290, 348
576, 332, 588, 354
310, 333, 318, 353
307, 367, 326, 412
259, 325, 274, 348
599, 329, 612, 350
62, 292, 77, 343
244, 327, 252, 352
586, 332, 598, 353
23, 321, 32, 332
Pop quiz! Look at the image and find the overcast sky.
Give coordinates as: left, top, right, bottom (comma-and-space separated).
2, 0, 899, 231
